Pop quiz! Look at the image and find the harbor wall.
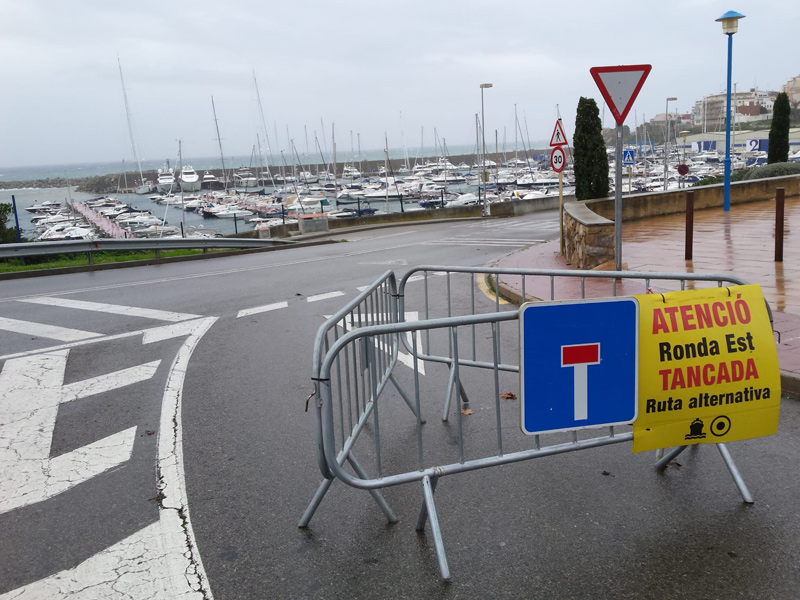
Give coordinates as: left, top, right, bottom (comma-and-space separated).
563, 175, 800, 269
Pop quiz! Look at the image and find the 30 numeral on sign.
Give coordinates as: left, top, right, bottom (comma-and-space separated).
550, 146, 566, 173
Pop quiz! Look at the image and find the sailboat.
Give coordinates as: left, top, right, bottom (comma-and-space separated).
118, 58, 154, 195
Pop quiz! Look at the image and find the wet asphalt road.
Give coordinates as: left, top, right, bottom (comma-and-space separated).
1, 213, 799, 599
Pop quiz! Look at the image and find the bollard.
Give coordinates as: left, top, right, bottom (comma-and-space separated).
685, 191, 694, 261
775, 187, 785, 262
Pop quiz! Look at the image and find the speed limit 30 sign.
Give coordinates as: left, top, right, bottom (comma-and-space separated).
551, 146, 566, 173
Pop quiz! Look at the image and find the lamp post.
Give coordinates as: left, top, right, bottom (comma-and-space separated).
716, 10, 745, 212
663, 97, 677, 191
480, 83, 492, 215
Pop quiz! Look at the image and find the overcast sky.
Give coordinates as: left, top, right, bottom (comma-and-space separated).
1, 1, 797, 168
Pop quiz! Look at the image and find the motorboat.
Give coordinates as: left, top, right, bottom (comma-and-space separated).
201, 171, 225, 190
445, 193, 480, 207
24, 200, 62, 213
179, 165, 202, 192
156, 165, 176, 193
37, 224, 96, 241
233, 168, 258, 189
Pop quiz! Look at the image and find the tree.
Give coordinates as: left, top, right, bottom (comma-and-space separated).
0, 203, 22, 244
573, 97, 609, 200
768, 92, 790, 164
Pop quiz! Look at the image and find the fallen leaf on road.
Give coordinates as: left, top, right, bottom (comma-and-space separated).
461, 408, 474, 415
500, 392, 516, 400
601, 470, 614, 477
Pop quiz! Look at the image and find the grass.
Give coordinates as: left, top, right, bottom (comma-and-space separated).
0, 248, 228, 273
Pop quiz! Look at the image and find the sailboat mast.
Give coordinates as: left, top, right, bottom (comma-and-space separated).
118, 57, 145, 186
211, 96, 227, 191
332, 122, 337, 191
252, 70, 272, 171
384, 133, 389, 212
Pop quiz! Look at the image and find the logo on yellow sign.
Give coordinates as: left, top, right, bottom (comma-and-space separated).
632, 284, 780, 453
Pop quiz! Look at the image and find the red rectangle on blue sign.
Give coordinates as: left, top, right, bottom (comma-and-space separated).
562, 343, 600, 366
519, 297, 639, 435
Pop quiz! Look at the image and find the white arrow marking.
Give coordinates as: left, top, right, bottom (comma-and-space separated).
19, 297, 200, 322
0, 316, 101, 342
0, 350, 155, 515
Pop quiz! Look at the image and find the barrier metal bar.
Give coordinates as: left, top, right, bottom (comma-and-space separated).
396, 266, 748, 373
303, 268, 760, 580
300, 271, 399, 527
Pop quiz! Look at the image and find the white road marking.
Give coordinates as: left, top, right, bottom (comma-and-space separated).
19, 297, 200, 322
0, 319, 207, 363
0, 316, 101, 342
61, 360, 161, 403
307, 291, 345, 303
423, 239, 542, 247
0, 317, 218, 598
0, 350, 139, 514
236, 301, 288, 318
0, 513, 203, 599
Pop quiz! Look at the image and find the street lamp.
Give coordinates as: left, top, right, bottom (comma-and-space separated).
480, 83, 492, 215
663, 97, 677, 191
716, 10, 745, 211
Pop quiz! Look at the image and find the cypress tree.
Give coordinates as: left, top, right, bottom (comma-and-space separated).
573, 97, 609, 200
768, 92, 790, 164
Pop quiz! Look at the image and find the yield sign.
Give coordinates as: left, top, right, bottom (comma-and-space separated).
550, 119, 568, 146
590, 64, 652, 126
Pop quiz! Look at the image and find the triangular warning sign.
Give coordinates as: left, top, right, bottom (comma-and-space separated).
590, 64, 652, 126
550, 120, 568, 147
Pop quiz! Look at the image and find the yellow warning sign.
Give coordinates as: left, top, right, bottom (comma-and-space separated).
632, 284, 780, 453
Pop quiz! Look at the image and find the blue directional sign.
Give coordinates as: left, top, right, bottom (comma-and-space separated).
622, 150, 635, 166
519, 298, 638, 435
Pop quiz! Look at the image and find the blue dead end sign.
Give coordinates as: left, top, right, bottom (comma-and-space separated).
519, 297, 639, 435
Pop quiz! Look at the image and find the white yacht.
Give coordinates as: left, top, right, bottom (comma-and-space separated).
233, 168, 258, 189
179, 165, 202, 192
156, 165, 176, 193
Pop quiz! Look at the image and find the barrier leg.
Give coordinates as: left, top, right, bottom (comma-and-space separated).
717, 443, 754, 504
441, 364, 457, 422
655, 445, 688, 470
417, 475, 451, 581
348, 453, 398, 523
389, 373, 425, 424
298, 476, 336, 528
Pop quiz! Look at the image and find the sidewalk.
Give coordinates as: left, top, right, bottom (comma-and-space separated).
495, 196, 800, 393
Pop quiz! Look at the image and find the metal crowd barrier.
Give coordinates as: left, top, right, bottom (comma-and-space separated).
300, 267, 756, 581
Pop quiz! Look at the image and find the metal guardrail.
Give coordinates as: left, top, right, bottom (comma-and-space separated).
0, 237, 290, 260
301, 266, 759, 581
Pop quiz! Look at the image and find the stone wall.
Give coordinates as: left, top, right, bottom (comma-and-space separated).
563, 202, 615, 269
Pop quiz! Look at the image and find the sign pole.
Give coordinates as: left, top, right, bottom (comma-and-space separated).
615, 124, 623, 272
559, 171, 564, 255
